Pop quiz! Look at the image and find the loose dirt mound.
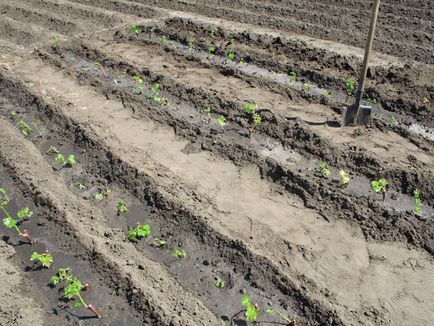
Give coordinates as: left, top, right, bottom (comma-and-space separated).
0, 1, 433, 326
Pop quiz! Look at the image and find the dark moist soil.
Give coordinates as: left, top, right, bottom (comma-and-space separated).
0, 166, 148, 326
0, 82, 328, 325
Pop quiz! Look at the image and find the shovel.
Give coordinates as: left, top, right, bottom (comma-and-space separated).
343, 0, 381, 126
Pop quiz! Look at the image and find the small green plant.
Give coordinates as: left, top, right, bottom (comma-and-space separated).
1, 188, 32, 244
226, 39, 236, 61
288, 71, 296, 84
345, 78, 356, 96
10, 110, 17, 117
321, 90, 329, 98
389, 115, 398, 125
94, 193, 103, 201
103, 188, 112, 197
31, 251, 53, 268
51, 268, 101, 318
303, 83, 312, 92
171, 248, 187, 258
319, 162, 331, 178
128, 223, 151, 240
17, 207, 32, 220
76, 182, 86, 190
203, 106, 212, 124
366, 98, 377, 104
55, 154, 65, 165
371, 178, 388, 201
153, 237, 167, 247
215, 279, 225, 288
130, 24, 141, 34
413, 189, 423, 215
339, 170, 350, 186
52, 36, 60, 45
241, 295, 259, 322
55, 154, 76, 167
243, 103, 261, 139
187, 38, 194, 52
217, 115, 226, 130
117, 201, 128, 214
46, 145, 59, 155
266, 308, 293, 325
17, 119, 32, 137
422, 96, 429, 105
146, 82, 168, 105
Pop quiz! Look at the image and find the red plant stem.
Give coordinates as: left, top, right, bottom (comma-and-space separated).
382, 189, 387, 202
22, 229, 33, 244
87, 304, 102, 318
82, 283, 90, 291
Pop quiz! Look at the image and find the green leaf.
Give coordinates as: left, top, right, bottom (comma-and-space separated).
339, 170, 350, 186
66, 155, 76, 166
3, 216, 17, 229
17, 120, 32, 136
153, 238, 166, 247
243, 103, 258, 114
217, 115, 226, 128
55, 154, 65, 165
371, 179, 388, 193
203, 107, 212, 114
136, 224, 151, 238
64, 279, 82, 299
252, 113, 262, 125
31, 252, 53, 268
0, 188, 9, 206
17, 207, 32, 220
266, 308, 274, 315
241, 295, 251, 307
94, 193, 103, 201
171, 248, 186, 258
117, 201, 128, 214
215, 279, 225, 288
51, 275, 60, 285
46, 146, 59, 155
245, 305, 259, 321
74, 300, 85, 308
127, 229, 138, 240
152, 83, 160, 94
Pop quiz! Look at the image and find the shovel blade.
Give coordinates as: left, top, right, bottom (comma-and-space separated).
355, 106, 373, 125
342, 104, 372, 126
342, 104, 359, 126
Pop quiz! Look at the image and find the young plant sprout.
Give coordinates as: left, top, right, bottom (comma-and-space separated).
217, 115, 226, 130
215, 279, 225, 288
172, 248, 187, 258
241, 295, 260, 322
46, 145, 59, 155
76, 182, 86, 190
52, 36, 60, 45
153, 237, 167, 247
17, 207, 32, 220
226, 39, 236, 61
207, 46, 216, 59
55, 154, 76, 167
187, 38, 194, 52
117, 201, 128, 214
51, 268, 101, 318
319, 162, 331, 178
127, 223, 151, 241
339, 170, 350, 186
31, 250, 53, 268
366, 98, 377, 104
288, 71, 297, 84
103, 188, 112, 197
132, 75, 143, 92
303, 83, 312, 92
130, 24, 141, 34
322, 90, 329, 99
203, 106, 212, 124
345, 78, 355, 96
389, 115, 398, 125
243, 103, 262, 139
371, 178, 388, 201
94, 193, 103, 201
413, 189, 423, 215
266, 308, 294, 325
17, 119, 32, 137
1, 188, 32, 244
422, 96, 429, 105
146, 83, 167, 105
10, 110, 17, 117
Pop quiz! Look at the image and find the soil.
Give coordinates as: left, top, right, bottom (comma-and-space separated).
0, 1, 433, 326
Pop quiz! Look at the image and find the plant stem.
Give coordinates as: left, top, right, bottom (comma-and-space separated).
77, 293, 101, 318
1, 206, 24, 237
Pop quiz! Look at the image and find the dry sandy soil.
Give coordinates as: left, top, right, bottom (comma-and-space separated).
0, 0, 433, 325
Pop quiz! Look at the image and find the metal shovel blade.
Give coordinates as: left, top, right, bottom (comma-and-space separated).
342, 104, 373, 126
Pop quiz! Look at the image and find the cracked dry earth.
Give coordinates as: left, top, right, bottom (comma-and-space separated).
0, 0, 433, 325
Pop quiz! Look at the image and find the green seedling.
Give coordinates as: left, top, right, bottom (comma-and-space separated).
322, 90, 329, 98
0, 95, 9, 103
103, 188, 112, 197
153, 237, 167, 247
303, 83, 312, 92
226, 39, 236, 61
339, 170, 350, 186
243, 103, 261, 139
17, 119, 32, 137
51, 268, 101, 318
241, 295, 260, 322
266, 308, 294, 325
1, 188, 32, 244
130, 24, 141, 34
366, 98, 377, 104
160, 35, 168, 43
210, 27, 218, 40
207, 46, 216, 59
94, 193, 103, 201
371, 178, 388, 201
117, 201, 128, 214
319, 162, 331, 178
413, 189, 423, 215
128, 223, 151, 240
76, 182, 86, 190
423, 96, 429, 105
132, 75, 143, 89
31, 251, 53, 268
55, 154, 76, 167
215, 279, 225, 288
52, 36, 60, 45
203, 106, 212, 124
217, 115, 226, 130
187, 38, 194, 52
288, 71, 297, 84
389, 115, 398, 125
345, 78, 355, 96
17, 207, 32, 220
146, 83, 168, 105
46, 145, 59, 155
10, 111, 17, 117
172, 248, 187, 258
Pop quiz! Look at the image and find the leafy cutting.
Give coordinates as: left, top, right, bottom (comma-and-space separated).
215, 279, 225, 288
31, 251, 53, 268
217, 115, 226, 130
345, 78, 356, 96
55, 154, 76, 167
413, 189, 423, 215
172, 248, 187, 258
17, 119, 32, 137
319, 162, 331, 178
339, 170, 350, 186
203, 106, 212, 124
51, 268, 101, 318
117, 201, 128, 214
17, 207, 33, 220
241, 295, 260, 322
1, 188, 32, 244
243, 103, 262, 139
370, 178, 388, 201
153, 237, 167, 247
128, 223, 151, 240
